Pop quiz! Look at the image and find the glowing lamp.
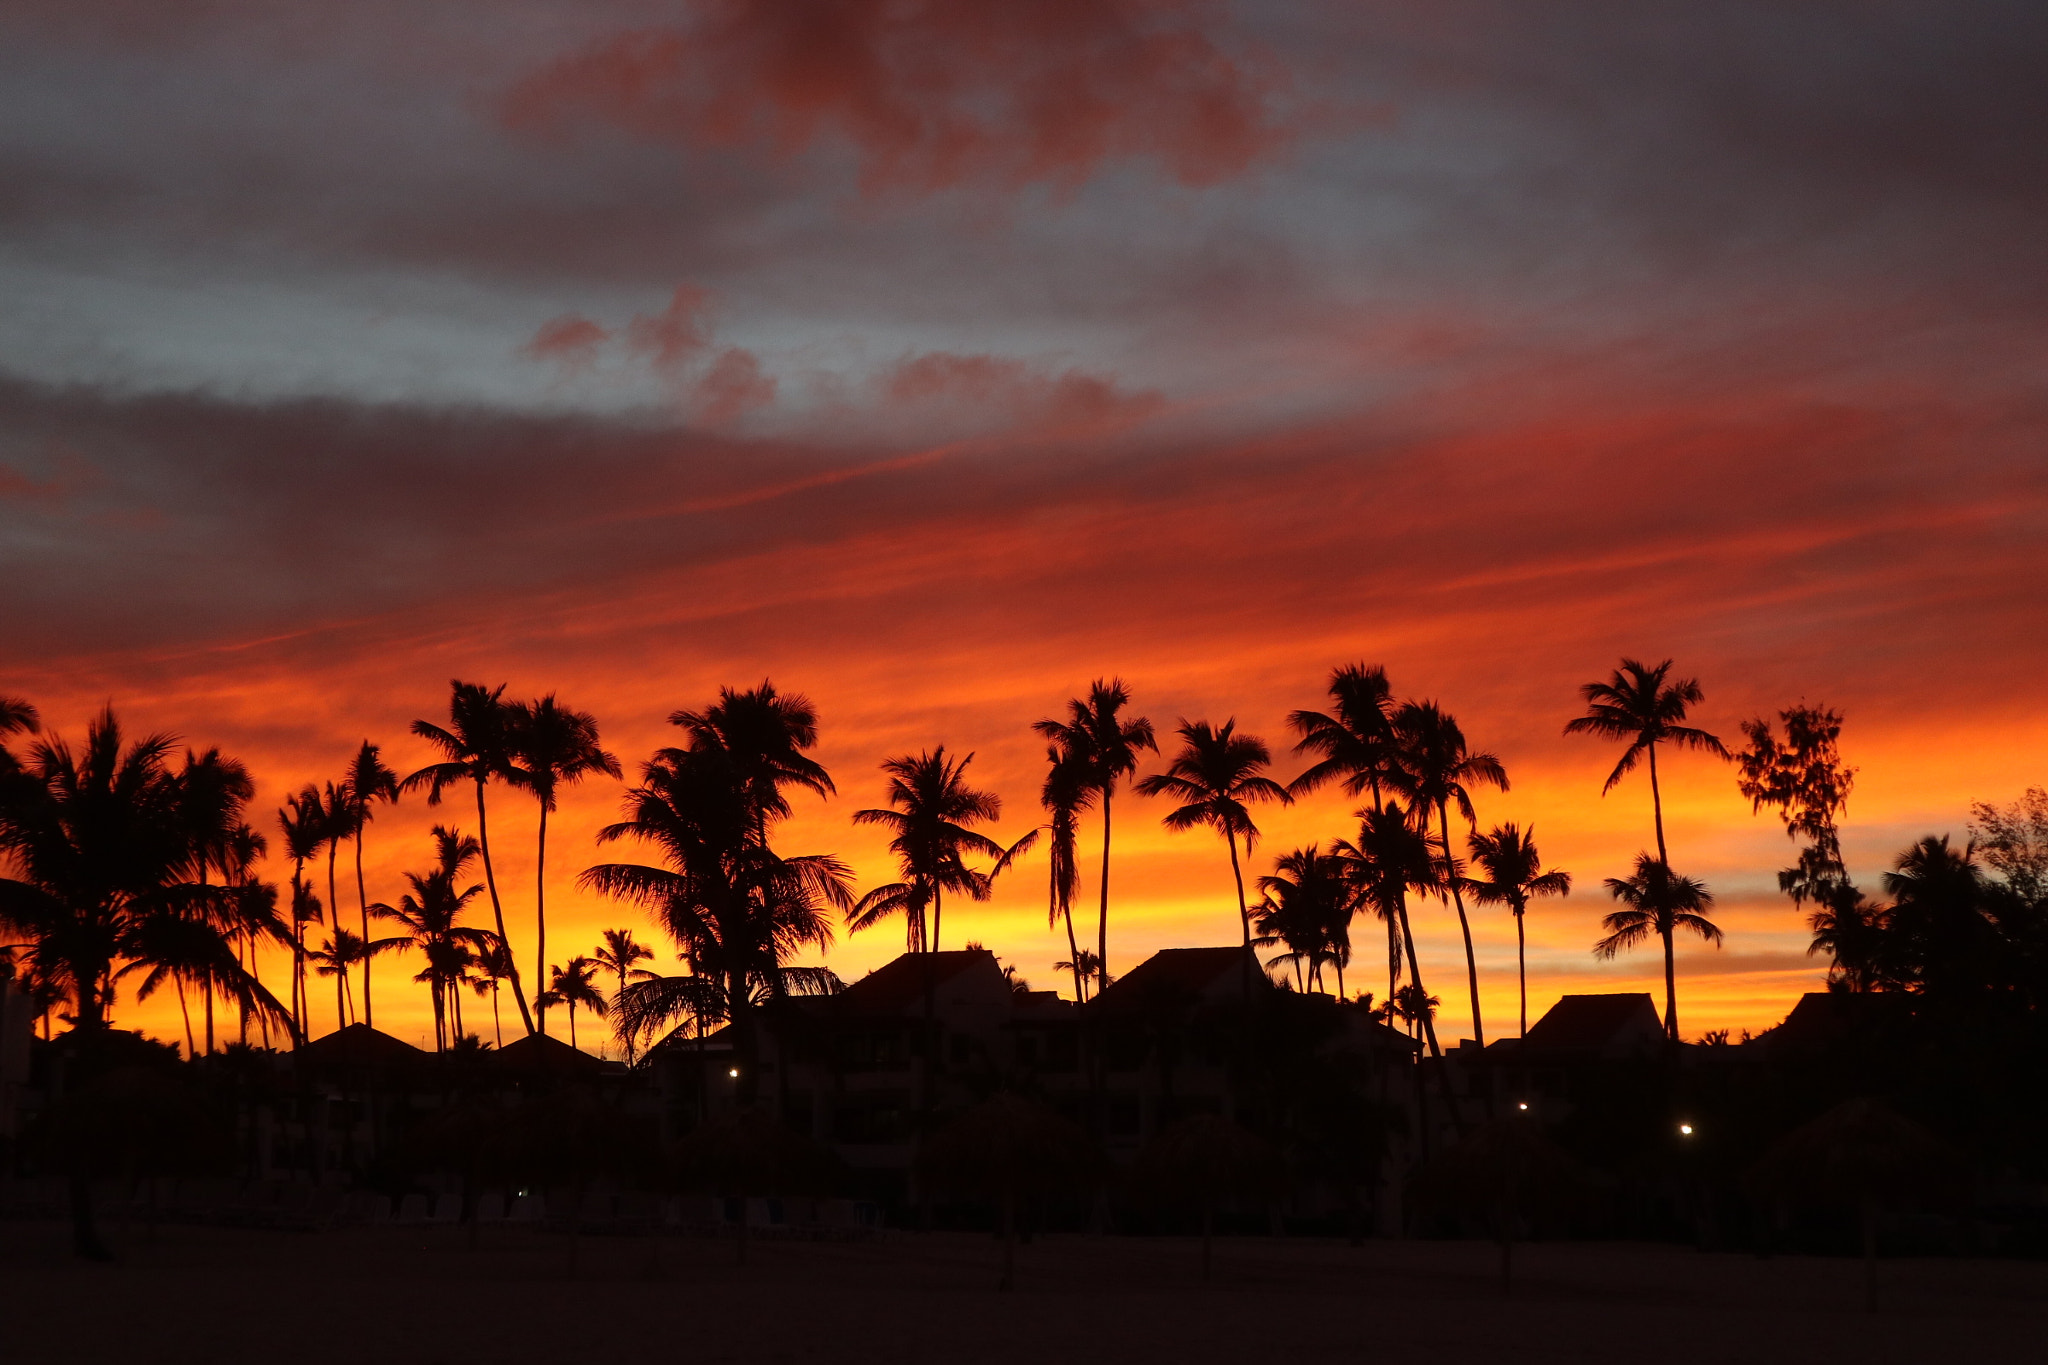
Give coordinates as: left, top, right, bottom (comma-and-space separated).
728, 1067, 740, 1078
1678, 1123, 1695, 1136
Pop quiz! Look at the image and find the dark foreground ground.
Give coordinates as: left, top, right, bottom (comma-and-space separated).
2, 1219, 2044, 1365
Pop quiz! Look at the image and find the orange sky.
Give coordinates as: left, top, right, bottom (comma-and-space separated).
5, 1, 2047, 1051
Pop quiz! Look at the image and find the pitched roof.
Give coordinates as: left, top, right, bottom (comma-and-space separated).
496, 1030, 606, 1074
836, 949, 1004, 1016
1761, 991, 1912, 1054
1522, 993, 1664, 1055
297, 1022, 429, 1070
1089, 946, 1265, 1014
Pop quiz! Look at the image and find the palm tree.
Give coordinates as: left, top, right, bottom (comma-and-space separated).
403, 681, 535, 1035
308, 925, 404, 1033
1253, 845, 1356, 994
1386, 701, 1507, 1049
1137, 719, 1291, 970
0, 708, 289, 1042
1333, 806, 1446, 1058
277, 786, 328, 1044
1465, 824, 1572, 1038
339, 740, 401, 1031
1391, 982, 1439, 1041
316, 780, 350, 1004
1287, 664, 1399, 808
594, 927, 657, 1059
581, 742, 849, 1096
474, 936, 517, 1047
1565, 658, 1729, 868
374, 825, 498, 1052
537, 955, 608, 1051
668, 682, 834, 841
1594, 853, 1722, 1041
850, 748, 1032, 953
1040, 744, 1096, 1001
1880, 835, 1993, 999
507, 694, 620, 1036
1033, 679, 1155, 994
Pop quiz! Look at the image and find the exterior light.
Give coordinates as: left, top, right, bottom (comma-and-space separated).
1516, 1102, 1529, 1112
728, 1067, 740, 1078
1678, 1123, 1694, 1137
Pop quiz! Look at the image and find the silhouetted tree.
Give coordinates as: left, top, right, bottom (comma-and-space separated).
1034, 679, 1155, 994
1566, 657, 1728, 868
849, 747, 1030, 953
1253, 845, 1356, 994
1465, 824, 1571, 1038
1334, 806, 1446, 1058
374, 825, 498, 1051
1287, 663, 1399, 809
338, 740, 401, 1030
1040, 742, 1096, 1001
507, 694, 619, 1036
1137, 719, 1290, 973
1594, 853, 1722, 1041
404, 680, 534, 1034
1386, 701, 1507, 1048
538, 954, 608, 1051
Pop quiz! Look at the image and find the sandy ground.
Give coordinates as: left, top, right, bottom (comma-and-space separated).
1, 1218, 2043, 1365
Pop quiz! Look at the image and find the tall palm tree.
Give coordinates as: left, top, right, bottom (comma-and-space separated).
316, 780, 350, 1004
474, 936, 517, 1047
1040, 744, 1096, 1001
849, 748, 1031, 954
1465, 823, 1572, 1038
507, 694, 619, 1036
537, 955, 608, 1051
1333, 806, 1446, 1058
1594, 853, 1722, 1041
403, 681, 534, 1035
339, 740, 401, 1031
1033, 679, 1155, 994
1385, 701, 1506, 1049
1287, 664, 1399, 809
1137, 719, 1291, 969
1880, 835, 1993, 999
582, 743, 849, 1095
594, 927, 657, 1060
1252, 844, 1356, 994
277, 786, 328, 1045
1565, 658, 1729, 868
374, 825, 498, 1052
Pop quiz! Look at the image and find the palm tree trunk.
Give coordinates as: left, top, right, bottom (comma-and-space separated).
1392, 894, 1443, 1061
1439, 803, 1485, 1049
1097, 789, 1114, 995
1662, 925, 1679, 1042
1227, 830, 1251, 995
355, 832, 373, 1031
535, 801, 549, 1037
568, 1001, 576, 1052
931, 881, 943, 955
177, 982, 196, 1059
336, 973, 347, 1037
203, 985, 214, 1055
1648, 741, 1669, 867
1056, 862, 1085, 1003
491, 986, 502, 1048
1516, 906, 1528, 1039
474, 777, 536, 1036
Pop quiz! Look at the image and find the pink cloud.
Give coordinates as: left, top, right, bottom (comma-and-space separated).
625, 283, 713, 369
501, 0, 1300, 197
519, 313, 611, 370
694, 346, 777, 423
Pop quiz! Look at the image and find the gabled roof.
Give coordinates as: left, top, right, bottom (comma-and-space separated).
836, 949, 1005, 1016
1089, 946, 1265, 1015
496, 1030, 606, 1075
1761, 991, 1912, 1055
298, 1022, 429, 1070
1522, 993, 1664, 1056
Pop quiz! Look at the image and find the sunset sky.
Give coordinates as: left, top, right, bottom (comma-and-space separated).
5, 1, 2045, 1052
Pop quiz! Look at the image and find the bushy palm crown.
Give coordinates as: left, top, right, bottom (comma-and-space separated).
1595, 854, 1722, 960
850, 747, 1027, 952
1385, 701, 1508, 831
1466, 824, 1572, 914
403, 681, 524, 800
538, 954, 609, 1048
510, 695, 620, 810
668, 682, 832, 835
1252, 845, 1356, 991
1287, 664, 1398, 803
1880, 835, 1994, 996
1566, 659, 1728, 789
1136, 719, 1290, 846
1032, 677, 1156, 802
